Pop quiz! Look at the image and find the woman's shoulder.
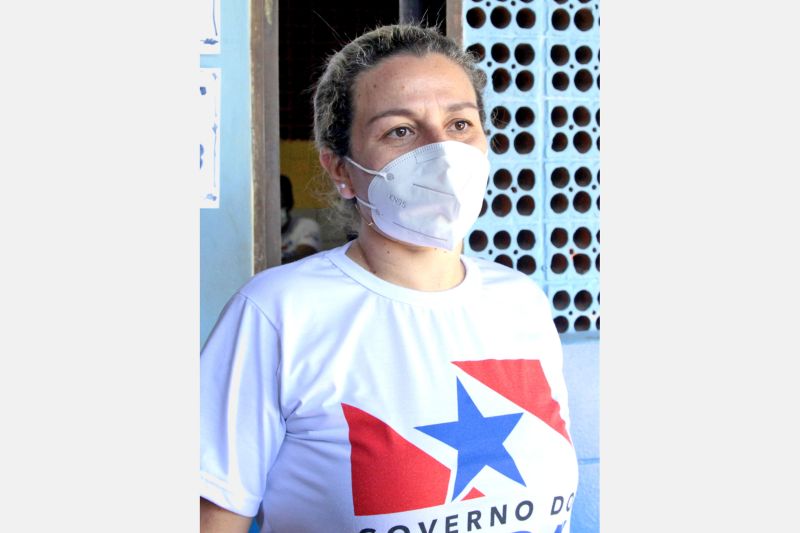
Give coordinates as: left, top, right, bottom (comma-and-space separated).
237, 245, 349, 306
468, 255, 549, 304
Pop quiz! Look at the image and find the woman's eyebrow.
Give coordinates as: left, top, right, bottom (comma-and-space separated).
365, 108, 416, 126
445, 102, 480, 113
366, 102, 480, 126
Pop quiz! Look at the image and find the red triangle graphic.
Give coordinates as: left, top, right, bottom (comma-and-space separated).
342, 403, 451, 516
453, 359, 572, 444
462, 487, 485, 501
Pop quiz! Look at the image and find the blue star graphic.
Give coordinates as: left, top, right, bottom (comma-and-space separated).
416, 379, 525, 499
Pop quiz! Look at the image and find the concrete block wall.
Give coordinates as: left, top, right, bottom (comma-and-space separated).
459, 1, 601, 531
461, 0, 601, 335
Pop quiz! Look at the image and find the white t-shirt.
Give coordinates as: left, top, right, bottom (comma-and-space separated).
200, 242, 578, 533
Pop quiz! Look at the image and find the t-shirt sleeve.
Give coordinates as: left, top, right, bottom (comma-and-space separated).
200, 292, 285, 517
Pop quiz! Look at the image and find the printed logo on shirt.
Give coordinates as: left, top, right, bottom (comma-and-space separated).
341, 359, 574, 532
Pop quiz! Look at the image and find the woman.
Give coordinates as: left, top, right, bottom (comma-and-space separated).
200, 24, 578, 533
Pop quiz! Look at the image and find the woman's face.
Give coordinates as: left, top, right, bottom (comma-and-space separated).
346, 53, 488, 191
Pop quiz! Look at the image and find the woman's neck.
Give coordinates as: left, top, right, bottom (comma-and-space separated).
346, 224, 465, 291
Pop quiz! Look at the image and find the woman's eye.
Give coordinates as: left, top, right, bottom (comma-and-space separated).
390, 127, 410, 138
453, 120, 469, 131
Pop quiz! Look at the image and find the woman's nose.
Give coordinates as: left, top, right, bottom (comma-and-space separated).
422, 126, 449, 145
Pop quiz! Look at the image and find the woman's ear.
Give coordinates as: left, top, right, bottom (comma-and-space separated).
319, 148, 355, 199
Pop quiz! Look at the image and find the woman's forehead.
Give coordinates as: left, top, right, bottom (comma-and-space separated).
351, 53, 478, 118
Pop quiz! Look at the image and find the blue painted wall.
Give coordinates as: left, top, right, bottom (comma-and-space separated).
200, 0, 253, 346
562, 336, 600, 533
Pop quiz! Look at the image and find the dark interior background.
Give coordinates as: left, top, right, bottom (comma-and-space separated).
279, 0, 448, 140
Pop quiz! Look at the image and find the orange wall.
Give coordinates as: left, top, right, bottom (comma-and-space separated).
280, 140, 328, 209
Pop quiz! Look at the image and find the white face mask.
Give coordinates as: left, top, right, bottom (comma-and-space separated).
345, 141, 490, 250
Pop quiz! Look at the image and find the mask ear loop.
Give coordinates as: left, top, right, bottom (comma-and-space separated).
343, 156, 390, 180
343, 156, 382, 227
344, 156, 385, 217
